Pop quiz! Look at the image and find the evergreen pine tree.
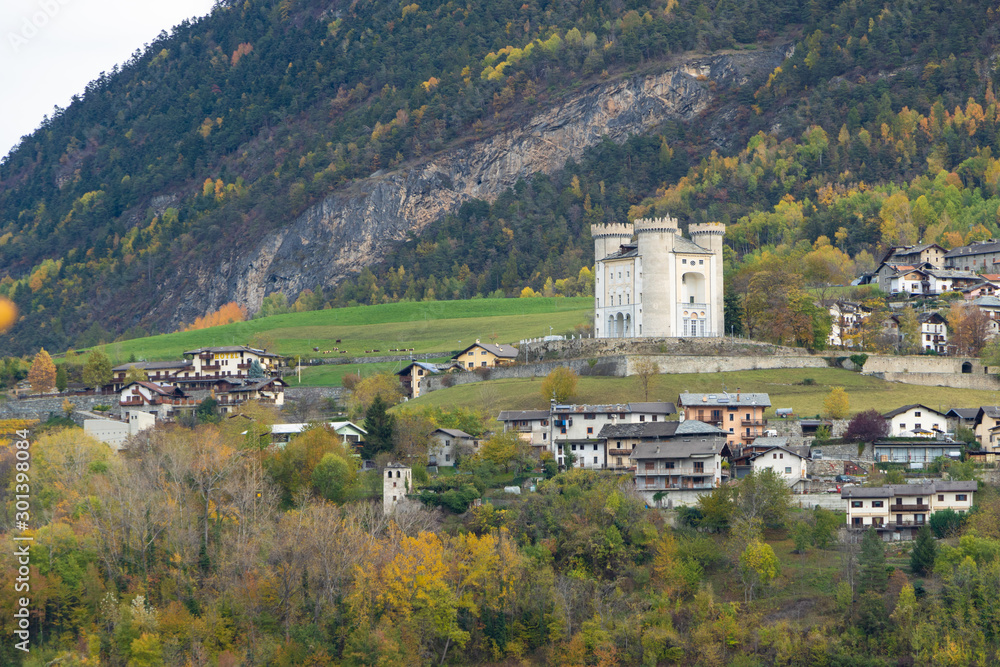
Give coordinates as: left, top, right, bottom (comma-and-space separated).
362, 394, 395, 460
859, 528, 888, 593
55, 364, 68, 392
910, 524, 937, 576
248, 359, 265, 378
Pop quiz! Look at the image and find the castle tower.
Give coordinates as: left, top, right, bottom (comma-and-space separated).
633, 216, 679, 337
689, 223, 726, 336
383, 463, 412, 515
591, 223, 634, 338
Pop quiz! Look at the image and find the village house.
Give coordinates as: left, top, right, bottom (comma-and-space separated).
973, 406, 1000, 451
428, 428, 478, 467
497, 400, 677, 468
111, 359, 193, 391
383, 463, 412, 515
84, 411, 157, 450
452, 340, 519, 369
828, 301, 870, 347
677, 391, 770, 451
872, 438, 964, 468
961, 278, 1000, 300
216, 377, 287, 414
119, 381, 196, 421
881, 404, 948, 438
842, 481, 977, 540
746, 444, 810, 493
181, 345, 281, 379
629, 423, 731, 507
945, 407, 979, 433
269, 421, 366, 447
944, 239, 1000, 272
918, 312, 948, 353
882, 243, 947, 268
396, 361, 461, 399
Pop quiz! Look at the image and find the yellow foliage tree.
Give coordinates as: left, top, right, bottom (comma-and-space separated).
183, 302, 247, 331
824, 386, 849, 419
28, 348, 56, 393
540, 366, 578, 402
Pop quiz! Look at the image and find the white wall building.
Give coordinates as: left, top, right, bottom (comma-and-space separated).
84, 411, 157, 450
881, 404, 947, 438
428, 428, 477, 467
843, 481, 976, 540
592, 216, 725, 338
748, 445, 809, 492
383, 463, 412, 515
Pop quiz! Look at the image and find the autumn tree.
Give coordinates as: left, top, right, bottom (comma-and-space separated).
124, 364, 149, 384
844, 409, 888, 443
897, 306, 921, 354
83, 349, 113, 389
183, 302, 247, 331
348, 372, 404, 419
541, 366, 578, 402
739, 539, 779, 602
28, 348, 56, 393
824, 386, 850, 418
634, 358, 660, 400
948, 302, 991, 356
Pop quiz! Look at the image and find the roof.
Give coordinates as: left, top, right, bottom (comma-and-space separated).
678, 392, 771, 408
121, 381, 185, 396
226, 377, 288, 393
918, 312, 946, 324
272, 421, 367, 435
944, 241, 1000, 258
973, 296, 1000, 308
598, 422, 679, 439
843, 481, 977, 499
946, 408, 980, 420
497, 410, 550, 421
630, 434, 730, 460
113, 360, 192, 372
183, 345, 280, 358
749, 445, 809, 461
748, 436, 789, 449
882, 404, 946, 419
975, 406, 1000, 422
872, 439, 961, 447
453, 342, 519, 359
672, 236, 713, 255
627, 402, 678, 414
396, 361, 442, 376
675, 420, 727, 435
433, 428, 474, 439
602, 243, 639, 261
926, 269, 981, 280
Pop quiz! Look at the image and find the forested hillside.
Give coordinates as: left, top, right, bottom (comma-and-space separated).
1, 0, 999, 355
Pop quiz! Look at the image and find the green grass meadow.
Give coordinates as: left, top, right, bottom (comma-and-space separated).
76, 297, 590, 365
407, 368, 1000, 416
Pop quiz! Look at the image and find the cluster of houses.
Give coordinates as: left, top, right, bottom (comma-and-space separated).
395, 339, 519, 398
84, 345, 288, 447
838, 241, 1000, 352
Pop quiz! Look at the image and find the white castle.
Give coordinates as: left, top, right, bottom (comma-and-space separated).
592, 216, 725, 338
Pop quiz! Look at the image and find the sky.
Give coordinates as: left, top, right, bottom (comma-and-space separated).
0, 0, 218, 159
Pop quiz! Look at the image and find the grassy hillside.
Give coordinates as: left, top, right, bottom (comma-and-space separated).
406, 367, 1000, 416
85, 297, 590, 365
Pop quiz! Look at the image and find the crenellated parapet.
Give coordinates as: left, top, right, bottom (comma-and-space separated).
689, 222, 726, 237
590, 222, 634, 239
633, 216, 679, 235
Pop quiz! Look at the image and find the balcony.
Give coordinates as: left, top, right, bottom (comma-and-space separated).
201, 364, 222, 372
608, 448, 632, 456
637, 481, 714, 491
890, 504, 928, 513
741, 419, 767, 427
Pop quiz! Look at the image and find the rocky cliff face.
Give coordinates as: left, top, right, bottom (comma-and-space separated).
168, 47, 789, 323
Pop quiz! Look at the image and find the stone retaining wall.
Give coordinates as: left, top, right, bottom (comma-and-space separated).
519, 336, 807, 363
424, 357, 628, 392
626, 354, 829, 375
0, 394, 114, 420
862, 354, 986, 375
871, 371, 1000, 391
309, 352, 441, 365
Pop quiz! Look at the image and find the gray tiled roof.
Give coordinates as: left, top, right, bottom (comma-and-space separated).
630, 435, 728, 460
678, 392, 771, 407
672, 236, 713, 255
944, 241, 1000, 258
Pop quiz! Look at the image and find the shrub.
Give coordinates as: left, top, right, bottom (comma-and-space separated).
844, 409, 888, 443
849, 353, 868, 369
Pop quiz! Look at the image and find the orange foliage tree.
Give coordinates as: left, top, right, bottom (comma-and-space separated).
183, 302, 247, 331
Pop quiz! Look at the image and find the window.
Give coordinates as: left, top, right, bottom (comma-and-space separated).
938, 495, 944, 501
699, 259, 704, 265
957, 494, 968, 501
730, 414, 734, 421
872, 517, 884, 526
445, 454, 451, 462
872, 501, 883, 508
772, 453, 777, 459
481, 362, 487, 367
593, 444, 598, 451
915, 423, 921, 430
542, 433, 547, 440
780, 453, 784, 459
900, 423, 906, 430
851, 501, 863, 508
682, 259, 687, 264
481, 350, 487, 355
915, 411, 921, 417
639, 415, 645, 422
784, 467, 792, 474
694, 462, 704, 473
664, 462, 675, 469
584, 413, 595, 420
571, 444, 576, 451
593, 457, 598, 464
587, 427, 593, 434
652, 415, 658, 421
852, 517, 863, 526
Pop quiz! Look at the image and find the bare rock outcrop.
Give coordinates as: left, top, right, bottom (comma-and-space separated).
167, 47, 789, 324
